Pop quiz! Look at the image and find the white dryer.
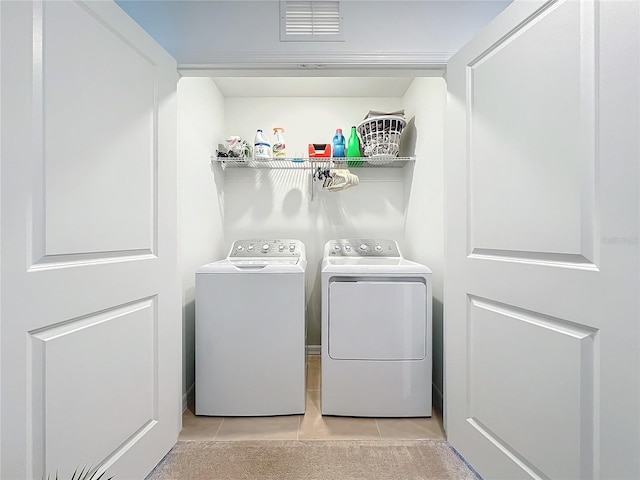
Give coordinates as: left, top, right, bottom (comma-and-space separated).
195, 239, 306, 416
321, 239, 432, 417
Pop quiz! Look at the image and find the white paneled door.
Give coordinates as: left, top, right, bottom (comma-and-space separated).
1, 1, 180, 479
445, 1, 639, 479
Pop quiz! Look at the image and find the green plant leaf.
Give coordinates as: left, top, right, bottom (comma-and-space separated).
44, 464, 113, 480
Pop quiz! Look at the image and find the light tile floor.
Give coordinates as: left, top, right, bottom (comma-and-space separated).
180, 355, 445, 441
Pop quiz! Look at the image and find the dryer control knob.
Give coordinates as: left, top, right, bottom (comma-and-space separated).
236, 245, 244, 252
359, 244, 368, 251
375, 245, 383, 252
262, 243, 270, 251
333, 244, 341, 251
247, 245, 254, 251
289, 245, 295, 252
278, 244, 285, 251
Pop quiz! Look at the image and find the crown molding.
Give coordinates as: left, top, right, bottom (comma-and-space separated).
178, 51, 453, 77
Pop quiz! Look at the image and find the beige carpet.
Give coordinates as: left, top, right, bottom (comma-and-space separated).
145, 440, 479, 480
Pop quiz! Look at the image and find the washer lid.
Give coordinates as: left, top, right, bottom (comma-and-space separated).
197, 259, 305, 274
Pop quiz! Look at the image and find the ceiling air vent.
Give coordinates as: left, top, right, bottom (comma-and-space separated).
280, 1, 344, 42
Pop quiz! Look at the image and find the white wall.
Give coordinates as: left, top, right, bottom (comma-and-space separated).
222, 96, 405, 344
177, 77, 226, 407
401, 77, 446, 409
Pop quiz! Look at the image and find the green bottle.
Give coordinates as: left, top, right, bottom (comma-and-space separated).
346, 126, 363, 167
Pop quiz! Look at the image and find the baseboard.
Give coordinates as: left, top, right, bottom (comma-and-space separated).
433, 383, 444, 412
183, 383, 195, 412
306, 345, 321, 355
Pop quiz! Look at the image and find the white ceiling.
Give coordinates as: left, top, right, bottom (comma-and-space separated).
211, 77, 415, 98
116, 1, 512, 68
117, 1, 511, 97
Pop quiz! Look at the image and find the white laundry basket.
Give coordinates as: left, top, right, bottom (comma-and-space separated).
356, 115, 406, 164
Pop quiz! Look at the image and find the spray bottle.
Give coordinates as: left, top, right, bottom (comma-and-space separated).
273, 127, 286, 157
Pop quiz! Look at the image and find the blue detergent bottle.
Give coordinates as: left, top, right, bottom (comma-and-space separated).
333, 128, 345, 158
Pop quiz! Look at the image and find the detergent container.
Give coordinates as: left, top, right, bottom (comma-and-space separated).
346, 126, 363, 166
333, 129, 345, 158
254, 129, 272, 160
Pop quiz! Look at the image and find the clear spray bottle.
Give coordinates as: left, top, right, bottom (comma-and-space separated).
273, 127, 286, 157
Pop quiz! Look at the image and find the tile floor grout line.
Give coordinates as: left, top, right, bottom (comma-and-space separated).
212, 417, 225, 440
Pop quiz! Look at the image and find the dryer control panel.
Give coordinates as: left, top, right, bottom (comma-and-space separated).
328, 239, 400, 257
228, 239, 303, 258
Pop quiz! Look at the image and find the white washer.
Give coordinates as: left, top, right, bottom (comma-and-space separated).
321, 239, 432, 417
195, 239, 306, 416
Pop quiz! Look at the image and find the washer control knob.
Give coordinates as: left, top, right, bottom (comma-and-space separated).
236, 245, 244, 252
247, 245, 254, 251
359, 244, 368, 251
333, 244, 341, 251
289, 244, 295, 252
375, 245, 383, 252
262, 243, 270, 251
278, 244, 285, 251
345, 245, 352, 252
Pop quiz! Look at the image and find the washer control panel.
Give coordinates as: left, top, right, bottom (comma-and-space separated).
229, 239, 302, 258
328, 239, 400, 257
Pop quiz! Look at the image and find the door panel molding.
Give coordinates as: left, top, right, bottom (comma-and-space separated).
466, 295, 598, 479
466, 417, 551, 480
468, 249, 598, 270
468, 295, 598, 338
28, 249, 156, 271
30, 1, 161, 264
465, 0, 598, 266
465, 0, 560, 68
29, 297, 158, 476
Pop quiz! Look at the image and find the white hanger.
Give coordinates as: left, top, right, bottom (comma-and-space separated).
325, 169, 359, 192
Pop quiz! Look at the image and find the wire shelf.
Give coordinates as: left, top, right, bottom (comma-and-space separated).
211, 156, 415, 169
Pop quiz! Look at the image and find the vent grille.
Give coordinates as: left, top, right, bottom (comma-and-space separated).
280, 1, 343, 41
